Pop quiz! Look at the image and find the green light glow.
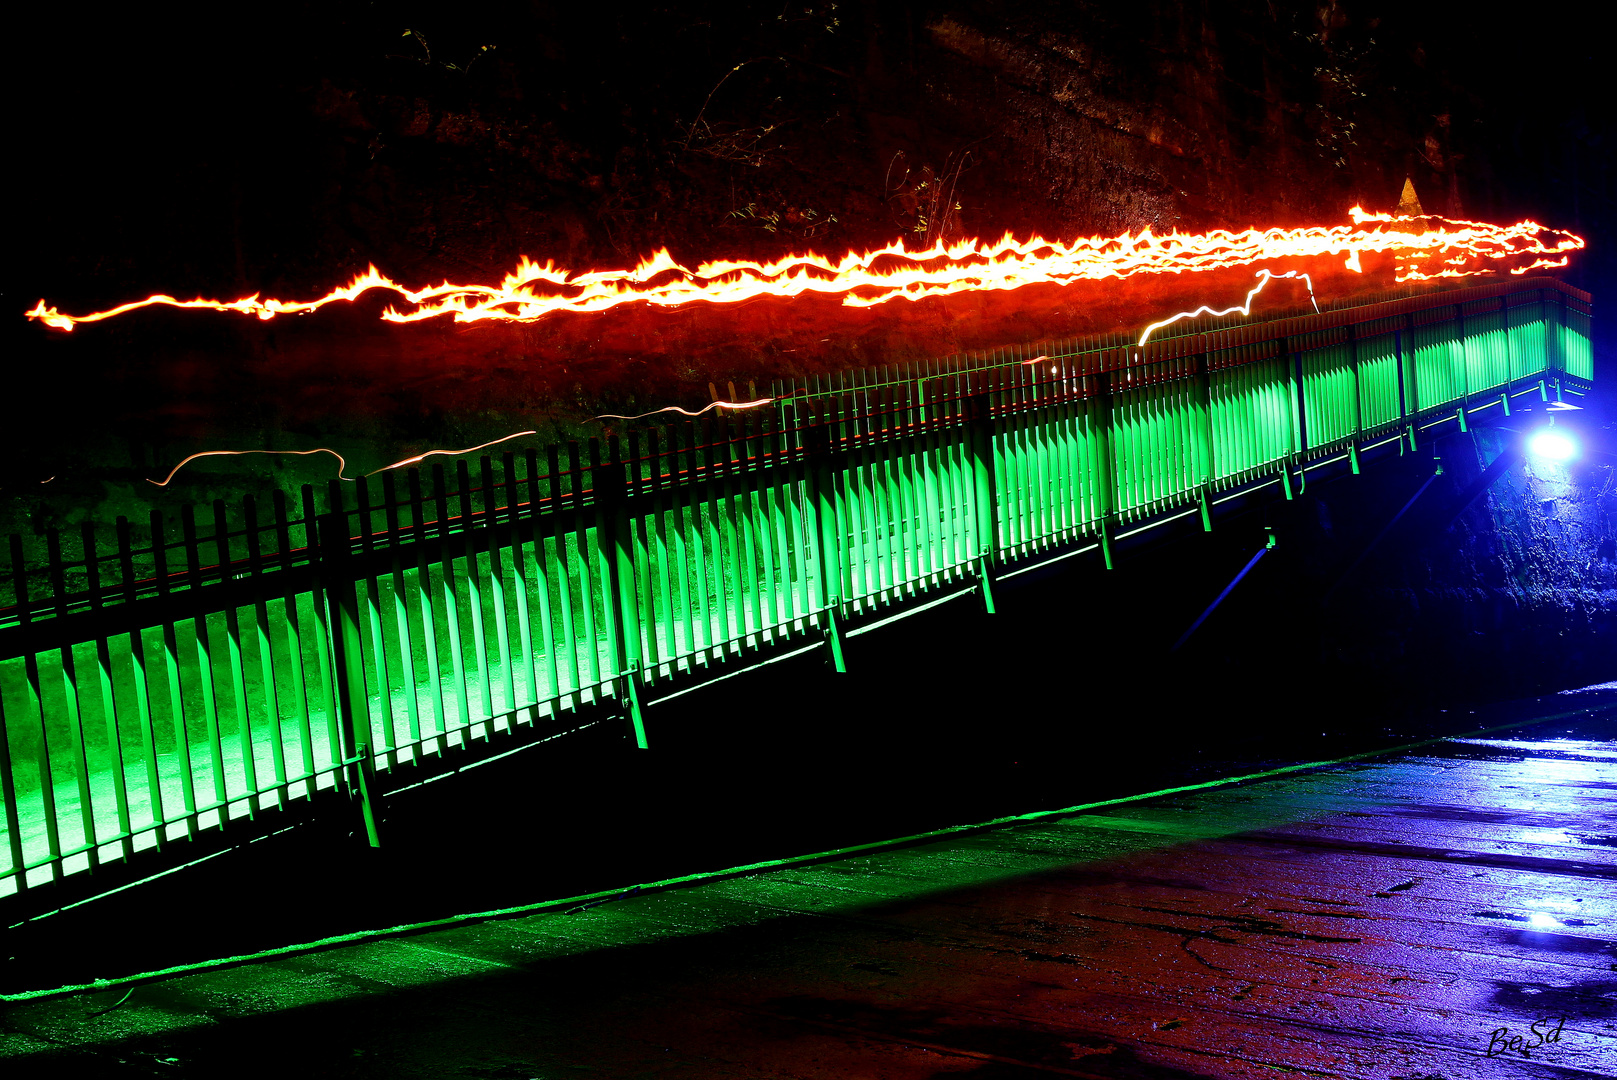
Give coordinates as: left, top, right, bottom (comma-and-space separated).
2, 706, 1602, 1004
0, 281, 1596, 903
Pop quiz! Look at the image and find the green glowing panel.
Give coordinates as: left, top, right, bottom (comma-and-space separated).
0, 282, 1593, 898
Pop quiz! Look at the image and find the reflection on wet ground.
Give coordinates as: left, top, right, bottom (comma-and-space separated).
2, 698, 1614, 1077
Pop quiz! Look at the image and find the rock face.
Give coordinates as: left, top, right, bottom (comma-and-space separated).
13, 2, 1605, 452
8, 1, 1613, 704
17, 1, 1516, 305
1230, 406, 1617, 708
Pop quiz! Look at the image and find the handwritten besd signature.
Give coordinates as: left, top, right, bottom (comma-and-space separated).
1485, 1017, 1567, 1058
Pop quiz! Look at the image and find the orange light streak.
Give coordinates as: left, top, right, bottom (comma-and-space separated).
1137, 268, 1316, 347
25, 209, 1583, 333
145, 430, 538, 486
149, 448, 352, 487
593, 398, 776, 422
364, 430, 536, 476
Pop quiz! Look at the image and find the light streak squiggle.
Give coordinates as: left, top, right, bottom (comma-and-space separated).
1137, 269, 1317, 347
146, 431, 538, 486
364, 430, 536, 476
24, 208, 1583, 332
593, 398, 775, 422
148, 448, 352, 487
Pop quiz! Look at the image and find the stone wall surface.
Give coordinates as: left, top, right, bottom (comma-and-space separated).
7, 0, 1614, 705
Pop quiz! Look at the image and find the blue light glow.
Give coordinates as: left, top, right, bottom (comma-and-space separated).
1528, 428, 1578, 462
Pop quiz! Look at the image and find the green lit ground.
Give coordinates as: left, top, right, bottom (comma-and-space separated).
2, 700, 1613, 1078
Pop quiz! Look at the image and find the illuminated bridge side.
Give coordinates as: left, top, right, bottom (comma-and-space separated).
0, 278, 1594, 905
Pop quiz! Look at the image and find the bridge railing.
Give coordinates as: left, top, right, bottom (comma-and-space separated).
0, 277, 1592, 902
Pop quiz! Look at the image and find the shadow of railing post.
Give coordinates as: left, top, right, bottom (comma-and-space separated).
314, 510, 382, 848
964, 389, 1000, 611
802, 405, 847, 672
597, 437, 648, 749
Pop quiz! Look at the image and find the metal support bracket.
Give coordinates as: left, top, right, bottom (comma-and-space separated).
975, 554, 997, 614
620, 662, 648, 750
822, 600, 847, 672
315, 513, 383, 849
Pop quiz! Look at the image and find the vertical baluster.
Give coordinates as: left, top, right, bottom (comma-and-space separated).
45, 530, 98, 871
883, 377, 903, 593
243, 498, 288, 809
547, 445, 581, 697
40, 530, 100, 879
524, 449, 561, 708
776, 384, 805, 623
501, 452, 538, 720
211, 501, 258, 819
84, 523, 134, 862
736, 417, 763, 638
843, 372, 870, 605
627, 431, 658, 669
719, 417, 746, 643
353, 477, 394, 767
407, 469, 448, 755
752, 417, 780, 630
574, 441, 602, 686
150, 513, 198, 839
665, 425, 695, 659
179, 507, 227, 826
11, 536, 63, 879
271, 492, 315, 792
300, 485, 342, 782
116, 519, 165, 843
456, 461, 494, 735
679, 427, 711, 656
0, 667, 25, 892
12, 536, 63, 881
432, 463, 473, 743
480, 457, 515, 727
646, 430, 676, 665
922, 404, 945, 576
380, 473, 422, 757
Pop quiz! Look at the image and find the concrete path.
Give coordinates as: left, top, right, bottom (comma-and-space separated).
3, 728, 1615, 1078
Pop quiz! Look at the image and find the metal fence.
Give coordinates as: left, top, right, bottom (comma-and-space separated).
0, 277, 1593, 901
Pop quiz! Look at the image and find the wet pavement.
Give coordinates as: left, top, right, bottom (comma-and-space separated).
2, 704, 1614, 1077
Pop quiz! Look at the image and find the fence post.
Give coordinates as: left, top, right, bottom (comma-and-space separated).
1093, 370, 1118, 568
803, 409, 847, 671
963, 389, 999, 610
1346, 324, 1363, 475
1193, 351, 1215, 530
1455, 303, 1470, 412
1550, 288, 1567, 400
315, 511, 382, 848
1283, 335, 1304, 500
596, 440, 649, 748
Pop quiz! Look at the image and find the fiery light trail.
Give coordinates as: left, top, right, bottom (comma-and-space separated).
593, 398, 775, 422
25, 209, 1583, 333
149, 449, 353, 487
1137, 269, 1316, 347
146, 431, 538, 486
364, 430, 536, 476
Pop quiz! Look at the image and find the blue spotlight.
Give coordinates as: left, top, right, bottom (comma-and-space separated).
1527, 426, 1578, 462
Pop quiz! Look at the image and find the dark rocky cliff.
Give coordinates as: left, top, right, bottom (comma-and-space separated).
9, 0, 1614, 706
